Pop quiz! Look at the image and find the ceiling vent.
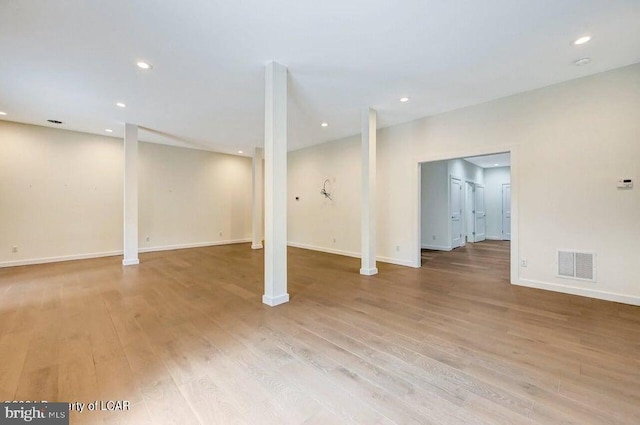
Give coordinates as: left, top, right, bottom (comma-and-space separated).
557, 250, 596, 282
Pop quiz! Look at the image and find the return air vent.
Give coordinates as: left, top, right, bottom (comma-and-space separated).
557, 250, 596, 282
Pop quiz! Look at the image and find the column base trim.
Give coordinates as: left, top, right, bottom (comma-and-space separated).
262, 293, 290, 307
251, 243, 264, 250
122, 258, 140, 266
360, 267, 378, 276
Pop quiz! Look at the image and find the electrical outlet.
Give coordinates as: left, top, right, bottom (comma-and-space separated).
219, 231, 223, 237
332, 238, 336, 243
396, 245, 400, 252
146, 236, 150, 242
520, 258, 527, 267
12, 246, 18, 253
432, 235, 436, 241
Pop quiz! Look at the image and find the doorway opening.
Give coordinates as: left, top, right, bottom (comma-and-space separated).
419, 152, 511, 280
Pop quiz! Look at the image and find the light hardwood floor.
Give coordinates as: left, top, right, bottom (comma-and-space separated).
1, 241, 639, 424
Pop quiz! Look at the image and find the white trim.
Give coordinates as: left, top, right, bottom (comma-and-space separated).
449, 174, 463, 249
413, 163, 422, 268
262, 293, 290, 306
251, 243, 263, 250
288, 241, 359, 258
516, 278, 640, 307
360, 267, 378, 275
287, 241, 414, 267
377, 256, 414, 267
0, 239, 252, 268
421, 244, 452, 251
122, 259, 140, 266
416, 145, 514, 165
485, 236, 503, 241
0, 250, 123, 268
139, 238, 251, 253
509, 147, 519, 286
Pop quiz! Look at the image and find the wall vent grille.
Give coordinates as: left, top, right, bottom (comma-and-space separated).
557, 250, 596, 282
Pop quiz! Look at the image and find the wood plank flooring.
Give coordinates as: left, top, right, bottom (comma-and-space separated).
0, 241, 639, 424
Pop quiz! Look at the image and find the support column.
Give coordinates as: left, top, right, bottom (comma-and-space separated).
360, 108, 378, 275
123, 123, 139, 266
251, 147, 264, 249
263, 61, 289, 306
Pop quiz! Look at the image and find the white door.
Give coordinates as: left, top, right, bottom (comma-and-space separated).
450, 176, 463, 248
502, 184, 511, 240
474, 184, 486, 242
465, 182, 475, 243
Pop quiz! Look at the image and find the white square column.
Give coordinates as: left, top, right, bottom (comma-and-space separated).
123, 123, 139, 266
251, 147, 264, 250
263, 61, 289, 306
360, 108, 378, 275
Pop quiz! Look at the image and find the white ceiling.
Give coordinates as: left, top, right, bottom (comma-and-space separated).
464, 153, 511, 169
1, 1, 639, 155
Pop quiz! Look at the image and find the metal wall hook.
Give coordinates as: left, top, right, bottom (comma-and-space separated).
320, 179, 332, 200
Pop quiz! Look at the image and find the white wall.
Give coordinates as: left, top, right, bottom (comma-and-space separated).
415, 63, 640, 304
448, 159, 484, 184
0, 121, 253, 266
376, 124, 417, 265
288, 63, 640, 305
0, 121, 123, 265
139, 142, 252, 251
288, 121, 417, 266
420, 161, 449, 250
484, 166, 511, 239
288, 135, 361, 257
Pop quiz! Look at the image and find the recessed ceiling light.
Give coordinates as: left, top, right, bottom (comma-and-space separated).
400, 97, 409, 103
494, 163, 500, 166
574, 57, 591, 66
47, 119, 63, 124
0, 111, 6, 116
116, 102, 126, 108
105, 129, 113, 133
321, 122, 328, 127
573, 36, 591, 45
136, 61, 152, 70
238, 150, 243, 154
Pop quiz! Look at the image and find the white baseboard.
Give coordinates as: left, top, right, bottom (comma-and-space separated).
139, 238, 251, 253
420, 244, 452, 251
377, 256, 414, 267
485, 236, 504, 241
0, 250, 123, 268
516, 278, 640, 306
288, 241, 360, 259
122, 258, 140, 266
287, 241, 414, 267
0, 239, 252, 268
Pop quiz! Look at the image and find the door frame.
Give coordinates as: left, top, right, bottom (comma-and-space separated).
464, 180, 476, 243
502, 183, 511, 241
449, 175, 464, 248
415, 146, 518, 285
474, 183, 486, 242
464, 179, 485, 243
